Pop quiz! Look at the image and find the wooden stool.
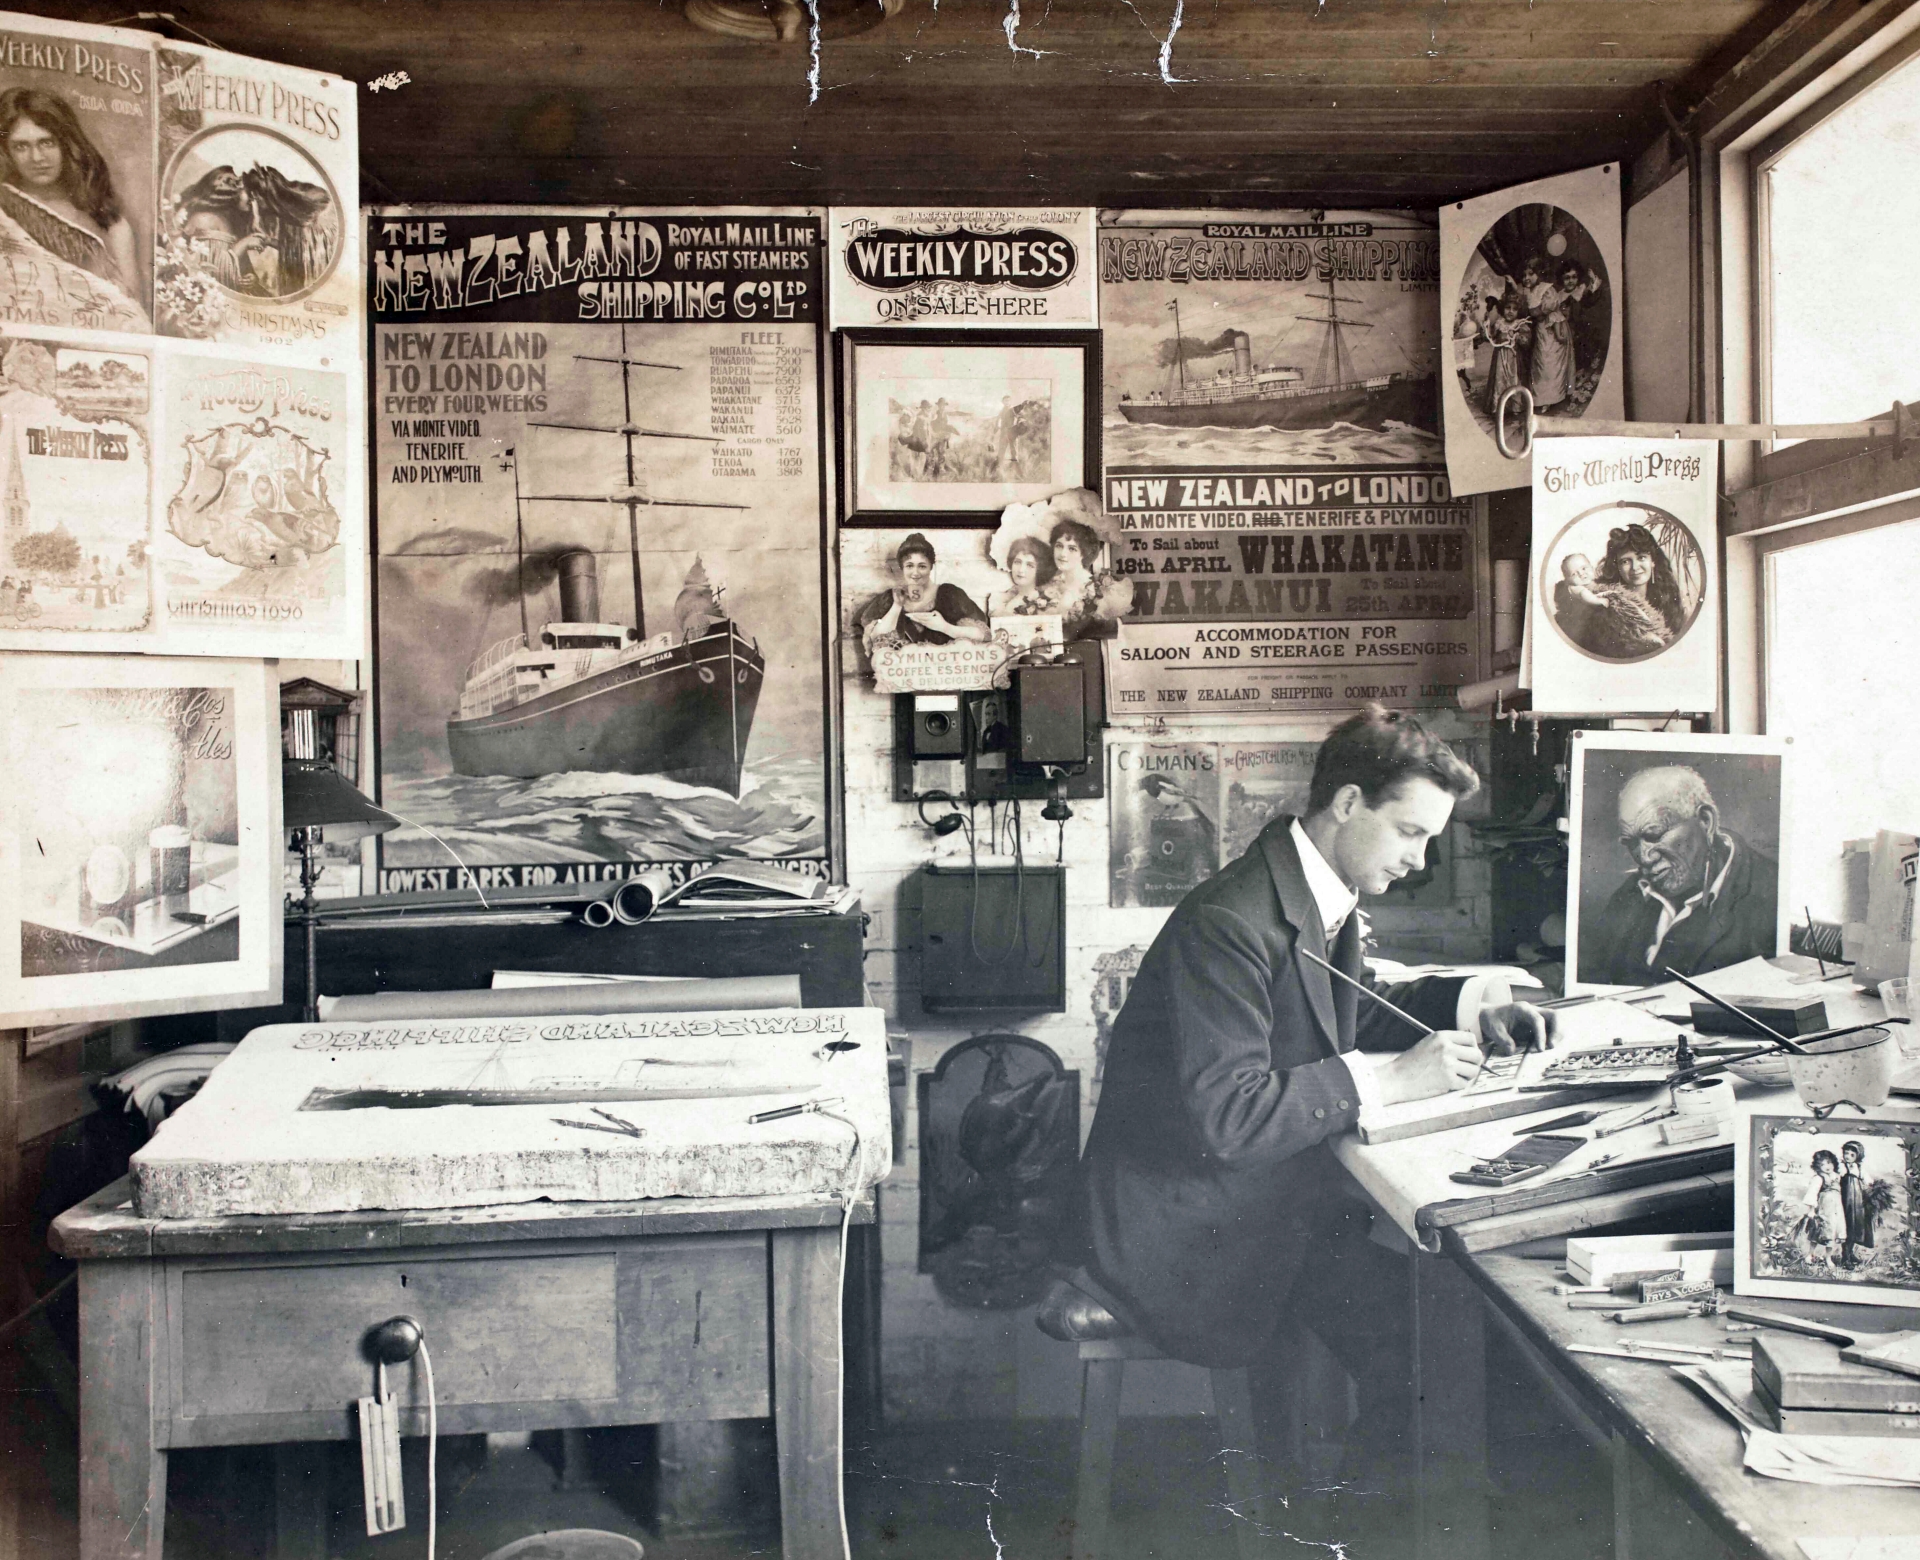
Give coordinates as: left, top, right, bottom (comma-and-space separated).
1069, 1332, 1273, 1560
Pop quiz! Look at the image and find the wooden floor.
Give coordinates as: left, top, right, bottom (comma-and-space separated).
2, 1328, 1624, 1560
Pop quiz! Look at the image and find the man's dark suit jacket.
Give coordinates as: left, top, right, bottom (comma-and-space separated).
1078, 816, 1471, 1367
1586, 830, 1778, 987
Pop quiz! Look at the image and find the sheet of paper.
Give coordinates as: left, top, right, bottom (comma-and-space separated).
1677, 1363, 1920, 1488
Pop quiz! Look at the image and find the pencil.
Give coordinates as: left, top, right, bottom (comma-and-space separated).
1806, 905, 1828, 979
1297, 946, 1436, 1037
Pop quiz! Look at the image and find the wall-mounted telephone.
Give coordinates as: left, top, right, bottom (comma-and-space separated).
892, 647, 1104, 805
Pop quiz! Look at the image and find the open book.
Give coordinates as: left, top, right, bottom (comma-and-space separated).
657, 860, 858, 916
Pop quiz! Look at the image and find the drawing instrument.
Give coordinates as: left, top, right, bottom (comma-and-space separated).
1297, 948, 1435, 1036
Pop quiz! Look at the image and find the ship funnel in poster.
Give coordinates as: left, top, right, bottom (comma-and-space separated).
556, 548, 598, 624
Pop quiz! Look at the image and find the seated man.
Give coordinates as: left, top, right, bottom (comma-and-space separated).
1054, 707, 1553, 1515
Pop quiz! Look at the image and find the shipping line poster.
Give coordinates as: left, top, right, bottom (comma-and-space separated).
1098, 210, 1485, 714
368, 208, 831, 893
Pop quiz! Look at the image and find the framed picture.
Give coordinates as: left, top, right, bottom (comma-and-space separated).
1736, 1106, 1920, 1308
1565, 729, 1790, 995
0, 655, 283, 1026
838, 329, 1101, 525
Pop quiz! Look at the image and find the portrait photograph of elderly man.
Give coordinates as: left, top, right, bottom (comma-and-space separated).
1569, 732, 1787, 991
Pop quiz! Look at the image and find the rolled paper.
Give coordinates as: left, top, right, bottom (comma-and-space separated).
318, 973, 803, 1021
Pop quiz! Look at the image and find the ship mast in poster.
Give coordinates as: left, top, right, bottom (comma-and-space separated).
368, 208, 830, 893
1099, 209, 1484, 714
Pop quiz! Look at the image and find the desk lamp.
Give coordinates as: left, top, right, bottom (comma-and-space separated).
283, 709, 397, 1022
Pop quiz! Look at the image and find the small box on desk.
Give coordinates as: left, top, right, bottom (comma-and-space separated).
1687, 996, 1828, 1036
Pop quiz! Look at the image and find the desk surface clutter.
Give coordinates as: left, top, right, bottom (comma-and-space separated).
129, 1006, 892, 1218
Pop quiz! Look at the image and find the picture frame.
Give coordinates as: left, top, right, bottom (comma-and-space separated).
1564, 729, 1790, 995
0, 654, 284, 1026
1736, 1105, 1920, 1308
837, 328, 1101, 526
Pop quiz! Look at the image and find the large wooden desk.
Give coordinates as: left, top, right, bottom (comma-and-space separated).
1453, 1241, 1920, 1560
51, 1178, 871, 1560
1336, 1083, 1740, 1560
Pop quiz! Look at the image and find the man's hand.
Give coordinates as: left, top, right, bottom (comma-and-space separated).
1376, 1029, 1482, 1104
1478, 1002, 1557, 1057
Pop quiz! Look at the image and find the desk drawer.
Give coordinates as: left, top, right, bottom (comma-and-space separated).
161, 1232, 771, 1446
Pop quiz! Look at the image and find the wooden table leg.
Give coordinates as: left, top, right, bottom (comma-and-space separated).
78, 1262, 165, 1560
771, 1224, 845, 1560
1410, 1251, 1489, 1560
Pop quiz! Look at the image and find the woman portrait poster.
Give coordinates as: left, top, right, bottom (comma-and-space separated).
0, 19, 154, 332
1526, 442, 1720, 714
987, 489, 1133, 645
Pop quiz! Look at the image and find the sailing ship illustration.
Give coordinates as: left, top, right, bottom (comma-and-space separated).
1117, 274, 1438, 433
444, 327, 766, 796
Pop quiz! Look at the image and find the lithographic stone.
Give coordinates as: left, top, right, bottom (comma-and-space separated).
131, 1006, 891, 1217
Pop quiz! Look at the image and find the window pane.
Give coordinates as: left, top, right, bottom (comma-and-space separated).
1765, 51, 1920, 428
1765, 515, 1920, 914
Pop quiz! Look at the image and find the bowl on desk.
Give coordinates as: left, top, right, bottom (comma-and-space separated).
1784, 1027, 1897, 1117
1725, 1052, 1794, 1088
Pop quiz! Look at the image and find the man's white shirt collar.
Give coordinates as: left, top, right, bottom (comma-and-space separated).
1291, 819, 1359, 939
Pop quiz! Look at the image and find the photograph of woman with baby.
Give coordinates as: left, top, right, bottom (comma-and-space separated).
1451, 202, 1611, 437
1542, 501, 1706, 663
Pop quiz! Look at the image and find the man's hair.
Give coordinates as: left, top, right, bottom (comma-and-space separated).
1621, 765, 1715, 824
1306, 704, 1480, 815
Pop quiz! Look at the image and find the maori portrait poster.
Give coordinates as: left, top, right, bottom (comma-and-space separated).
368, 207, 831, 894
0, 653, 281, 1025
1527, 436, 1718, 714
1565, 729, 1788, 995
1440, 164, 1625, 496
0, 13, 154, 335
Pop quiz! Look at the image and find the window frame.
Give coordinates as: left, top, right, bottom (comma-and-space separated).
1708, 0, 1920, 732
1747, 26, 1920, 484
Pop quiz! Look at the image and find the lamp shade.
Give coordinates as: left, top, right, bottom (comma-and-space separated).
282, 760, 399, 843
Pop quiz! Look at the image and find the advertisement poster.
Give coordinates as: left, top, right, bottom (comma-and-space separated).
0, 13, 155, 334
1440, 163, 1625, 496
1100, 208, 1445, 503
1106, 488, 1485, 715
1219, 740, 1318, 862
369, 207, 831, 894
841, 526, 1011, 694
152, 345, 358, 657
0, 331, 152, 650
1527, 436, 1718, 713
1109, 738, 1221, 907
154, 44, 358, 355
0, 654, 281, 1025
829, 207, 1096, 329
1101, 209, 1479, 715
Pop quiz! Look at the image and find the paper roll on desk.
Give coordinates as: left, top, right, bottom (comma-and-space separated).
318, 974, 803, 1021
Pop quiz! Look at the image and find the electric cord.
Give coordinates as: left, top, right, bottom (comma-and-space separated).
419, 1340, 438, 1560
811, 1105, 865, 1560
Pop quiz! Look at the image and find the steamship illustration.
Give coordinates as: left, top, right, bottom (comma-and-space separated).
445, 327, 764, 797
1116, 274, 1438, 433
